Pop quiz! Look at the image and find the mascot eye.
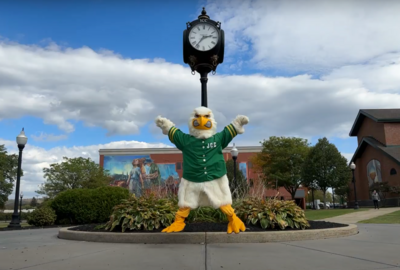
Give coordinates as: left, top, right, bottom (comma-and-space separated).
195, 114, 200, 118
205, 115, 210, 118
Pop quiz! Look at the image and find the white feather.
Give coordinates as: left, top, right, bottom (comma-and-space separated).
188, 106, 218, 139
155, 115, 175, 135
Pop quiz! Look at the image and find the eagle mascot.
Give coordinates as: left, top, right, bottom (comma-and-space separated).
155, 106, 249, 234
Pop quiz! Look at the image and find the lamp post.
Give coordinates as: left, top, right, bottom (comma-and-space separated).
19, 192, 23, 221
8, 128, 28, 228
350, 162, 359, 210
230, 144, 239, 199
183, 7, 225, 107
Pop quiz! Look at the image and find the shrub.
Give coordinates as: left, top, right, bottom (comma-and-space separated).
0, 211, 32, 221
27, 207, 57, 226
187, 207, 228, 223
105, 194, 178, 232
235, 197, 310, 230
51, 186, 129, 224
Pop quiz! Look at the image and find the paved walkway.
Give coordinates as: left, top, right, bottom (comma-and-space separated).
1, 224, 400, 270
320, 207, 400, 224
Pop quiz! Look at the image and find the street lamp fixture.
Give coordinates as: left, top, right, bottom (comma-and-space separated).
183, 7, 225, 107
350, 162, 359, 210
230, 144, 239, 198
19, 192, 23, 221
8, 128, 28, 228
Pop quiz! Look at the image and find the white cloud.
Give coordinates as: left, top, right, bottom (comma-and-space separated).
1, 39, 400, 145
206, 0, 400, 73
0, 138, 169, 199
31, 132, 68, 142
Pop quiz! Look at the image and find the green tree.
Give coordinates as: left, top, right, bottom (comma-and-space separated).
226, 159, 249, 199
259, 136, 310, 199
0, 145, 22, 209
335, 185, 351, 206
30, 196, 38, 207
36, 157, 111, 198
389, 185, 400, 206
306, 190, 333, 203
303, 138, 351, 207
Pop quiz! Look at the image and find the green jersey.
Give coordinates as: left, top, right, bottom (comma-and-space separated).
168, 124, 238, 183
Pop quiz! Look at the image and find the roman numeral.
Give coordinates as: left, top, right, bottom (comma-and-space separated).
212, 36, 217, 39
208, 26, 210, 30
192, 31, 197, 34
190, 37, 195, 39
196, 44, 200, 48
211, 41, 216, 44
211, 31, 215, 34
208, 45, 211, 48
192, 41, 196, 45
197, 27, 200, 31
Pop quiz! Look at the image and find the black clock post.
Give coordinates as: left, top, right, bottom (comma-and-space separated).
183, 7, 225, 108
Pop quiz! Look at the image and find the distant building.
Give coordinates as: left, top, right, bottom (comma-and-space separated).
349, 109, 400, 207
99, 146, 307, 209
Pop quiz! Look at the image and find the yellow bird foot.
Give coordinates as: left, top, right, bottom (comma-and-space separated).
227, 215, 246, 234
161, 207, 191, 233
161, 221, 186, 233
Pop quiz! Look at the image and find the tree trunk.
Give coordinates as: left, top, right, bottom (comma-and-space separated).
322, 189, 327, 209
332, 188, 335, 209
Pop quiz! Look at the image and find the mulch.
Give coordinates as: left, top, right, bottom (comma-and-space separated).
68, 220, 347, 233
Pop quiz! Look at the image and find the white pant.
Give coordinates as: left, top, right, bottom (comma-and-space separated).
177, 174, 232, 209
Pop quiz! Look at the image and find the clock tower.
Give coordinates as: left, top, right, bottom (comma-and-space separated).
183, 7, 225, 107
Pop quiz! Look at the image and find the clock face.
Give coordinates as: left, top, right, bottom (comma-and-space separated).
188, 23, 219, 51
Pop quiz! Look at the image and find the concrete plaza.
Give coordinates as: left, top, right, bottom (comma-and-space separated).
0, 223, 399, 270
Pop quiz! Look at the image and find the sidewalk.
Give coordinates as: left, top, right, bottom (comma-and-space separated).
319, 207, 400, 224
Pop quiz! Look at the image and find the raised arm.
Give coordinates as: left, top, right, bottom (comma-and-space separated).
218, 115, 250, 149
155, 115, 175, 135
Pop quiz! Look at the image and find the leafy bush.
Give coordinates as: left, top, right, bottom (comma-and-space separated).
235, 197, 310, 230
105, 194, 178, 232
187, 207, 228, 223
27, 207, 57, 226
0, 211, 32, 221
51, 186, 129, 224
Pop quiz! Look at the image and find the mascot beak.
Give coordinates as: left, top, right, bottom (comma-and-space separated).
193, 115, 212, 130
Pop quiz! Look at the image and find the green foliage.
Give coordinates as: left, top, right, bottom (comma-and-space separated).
303, 137, 351, 205
36, 157, 112, 198
306, 190, 333, 203
389, 186, 400, 206
0, 145, 22, 209
30, 197, 38, 207
225, 159, 249, 199
0, 211, 31, 221
259, 136, 310, 199
105, 194, 178, 232
51, 186, 129, 224
235, 197, 310, 230
27, 207, 57, 227
187, 207, 228, 223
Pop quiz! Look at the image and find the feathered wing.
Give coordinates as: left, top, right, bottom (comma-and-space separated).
155, 115, 175, 135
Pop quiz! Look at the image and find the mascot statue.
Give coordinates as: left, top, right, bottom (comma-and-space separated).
155, 106, 249, 234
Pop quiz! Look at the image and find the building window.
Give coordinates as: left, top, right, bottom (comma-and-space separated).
390, 168, 397, 175
176, 162, 182, 170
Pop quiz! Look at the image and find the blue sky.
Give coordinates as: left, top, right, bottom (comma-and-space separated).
1, 0, 400, 198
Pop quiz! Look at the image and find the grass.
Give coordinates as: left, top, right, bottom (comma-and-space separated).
305, 208, 369, 220
358, 210, 400, 224
0, 222, 32, 228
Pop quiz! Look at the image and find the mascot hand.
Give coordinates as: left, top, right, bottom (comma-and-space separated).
235, 115, 249, 126
232, 115, 249, 134
155, 116, 175, 135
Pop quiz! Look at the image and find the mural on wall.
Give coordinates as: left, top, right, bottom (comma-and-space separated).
104, 155, 180, 197
239, 162, 248, 180
367, 159, 382, 186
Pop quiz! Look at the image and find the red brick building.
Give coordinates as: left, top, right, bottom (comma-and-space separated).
348, 109, 400, 207
99, 146, 307, 209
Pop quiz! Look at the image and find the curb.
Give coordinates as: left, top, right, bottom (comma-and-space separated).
58, 224, 358, 244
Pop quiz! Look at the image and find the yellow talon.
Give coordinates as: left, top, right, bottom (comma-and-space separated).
162, 207, 191, 233
220, 204, 246, 234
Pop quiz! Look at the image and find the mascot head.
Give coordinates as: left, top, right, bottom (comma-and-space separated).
188, 106, 217, 139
